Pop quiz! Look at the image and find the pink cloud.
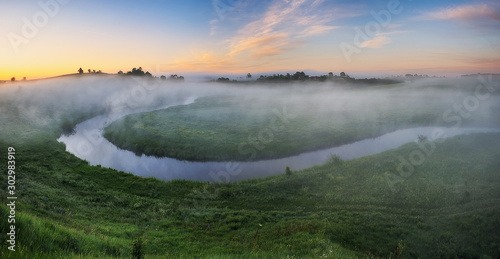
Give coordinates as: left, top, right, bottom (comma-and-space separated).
182, 0, 356, 71
227, 0, 348, 58
360, 34, 390, 49
421, 3, 500, 22
359, 31, 407, 49
228, 33, 290, 57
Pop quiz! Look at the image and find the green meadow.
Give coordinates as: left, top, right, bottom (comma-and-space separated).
104, 93, 443, 161
104, 81, 498, 162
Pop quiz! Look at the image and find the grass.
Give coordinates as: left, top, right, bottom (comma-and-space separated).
104, 93, 450, 161
0, 78, 499, 258
1, 130, 500, 258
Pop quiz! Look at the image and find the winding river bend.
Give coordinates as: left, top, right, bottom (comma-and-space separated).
58, 99, 498, 182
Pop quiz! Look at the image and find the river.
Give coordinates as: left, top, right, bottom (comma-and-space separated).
58, 98, 498, 182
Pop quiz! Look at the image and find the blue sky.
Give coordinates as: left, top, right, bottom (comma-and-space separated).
1, 0, 499, 79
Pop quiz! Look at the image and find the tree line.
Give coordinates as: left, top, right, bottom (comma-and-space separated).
77, 67, 184, 81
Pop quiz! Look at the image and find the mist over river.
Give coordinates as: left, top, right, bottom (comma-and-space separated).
58, 105, 498, 182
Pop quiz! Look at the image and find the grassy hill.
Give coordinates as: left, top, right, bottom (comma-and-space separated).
1, 129, 500, 258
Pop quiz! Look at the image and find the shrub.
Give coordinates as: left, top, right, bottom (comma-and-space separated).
417, 134, 428, 143
60, 120, 75, 135
131, 237, 144, 259
328, 154, 343, 165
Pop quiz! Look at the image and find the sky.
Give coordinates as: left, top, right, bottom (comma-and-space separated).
1, 0, 499, 79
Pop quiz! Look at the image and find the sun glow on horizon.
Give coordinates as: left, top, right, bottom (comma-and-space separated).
1, 0, 499, 80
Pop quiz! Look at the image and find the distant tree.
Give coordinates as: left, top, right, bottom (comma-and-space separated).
340, 72, 346, 77
78, 67, 83, 74
22, 77, 26, 80
285, 166, 292, 176
88, 69, 91, 73
118, 70, 123, 75
292, 71, 307, 80
328, 72, 333, 78
247, 73, 252, 78
125, 67, 153, 77
162, 74, 184, 81
11, 77, 15, 82
217, 77, 230, 82
127, 68, 137, 75
97, 70, 102, 73
93, 70, 96, 73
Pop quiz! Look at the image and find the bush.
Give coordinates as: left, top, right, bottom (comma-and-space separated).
60, 120, 75, 135
328, 154, 343, 165
285, 166, 292, 176
131, 237, 144, 259
417, 134, 428, 143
